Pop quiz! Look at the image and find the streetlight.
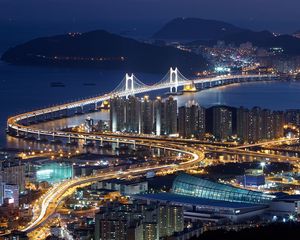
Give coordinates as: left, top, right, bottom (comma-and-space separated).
260, 162, 266, 172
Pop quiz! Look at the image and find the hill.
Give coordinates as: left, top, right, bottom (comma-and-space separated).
154, 18, 300, 55
153, 17, 273, 41
1, 30, 208, 73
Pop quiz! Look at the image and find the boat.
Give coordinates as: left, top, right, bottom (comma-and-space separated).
50, 82, 65, 87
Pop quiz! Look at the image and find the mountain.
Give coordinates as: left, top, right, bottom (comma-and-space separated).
153, 18, 300, 55
152, 17, 273, 41
1, 30, 208, 73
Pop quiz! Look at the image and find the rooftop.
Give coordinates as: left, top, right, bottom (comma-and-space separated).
133, 193, 265, 210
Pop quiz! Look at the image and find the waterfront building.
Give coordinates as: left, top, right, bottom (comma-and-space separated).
110, 95, 177, 136
212, 107, 232, 140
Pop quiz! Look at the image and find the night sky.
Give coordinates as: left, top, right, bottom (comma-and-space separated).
0, 0, 299, 50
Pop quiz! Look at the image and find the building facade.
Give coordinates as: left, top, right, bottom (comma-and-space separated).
212, 107, 232, 140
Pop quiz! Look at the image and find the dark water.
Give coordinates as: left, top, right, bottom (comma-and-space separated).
1, 60, 300, 148
175, 81, 300, 110
0, 61, 160, 147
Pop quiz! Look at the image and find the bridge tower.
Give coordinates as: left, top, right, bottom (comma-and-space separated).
169, 67, 179, 93
125, 73, 134, 97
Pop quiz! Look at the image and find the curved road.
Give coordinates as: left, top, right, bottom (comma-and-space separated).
21, 143, 204, 233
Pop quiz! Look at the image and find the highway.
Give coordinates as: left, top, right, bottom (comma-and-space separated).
21, 142, 204, 233
233, 138, 299, 149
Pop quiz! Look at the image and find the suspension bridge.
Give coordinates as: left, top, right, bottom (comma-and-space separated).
7, 68, 277, 143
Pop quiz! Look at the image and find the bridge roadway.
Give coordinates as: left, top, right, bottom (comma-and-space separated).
233, 138, 299, 149
7, 74, 276, 144
21, 143, 203, 233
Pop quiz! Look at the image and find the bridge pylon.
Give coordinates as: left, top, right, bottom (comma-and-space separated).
125, 73, 134, 98
169, 67, 179, 93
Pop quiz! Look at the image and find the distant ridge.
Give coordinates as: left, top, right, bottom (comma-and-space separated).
1, 30, 208, 73
153, 18, 300, 55
153, 17, 246, 41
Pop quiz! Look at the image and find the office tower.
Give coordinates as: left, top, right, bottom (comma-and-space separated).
212, 107, 232, 140
141, 96, 154, 134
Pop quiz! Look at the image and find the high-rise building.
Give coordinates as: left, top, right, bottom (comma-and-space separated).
110, 96, 177, 136
0, 160, 25, 192
262, 109, 274, 139
237, 107, 285, 143
94, 201, 183, 240
143, 222, 158, 240
237, 107, 249, 142
212, 107, 232, 140
141, 96, 154, 134
110, 96, 126, 132
273, 111, 285, 139
178, 103, 206, 139
153, 97, 164, 136
164, 96, 177, 135
158, 204, 184, 237
285, 109, 300, 126
125, 96, 142, 133
153, 96, 177, 136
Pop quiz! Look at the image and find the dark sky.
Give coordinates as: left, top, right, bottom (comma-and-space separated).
0, 0, 299, 48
